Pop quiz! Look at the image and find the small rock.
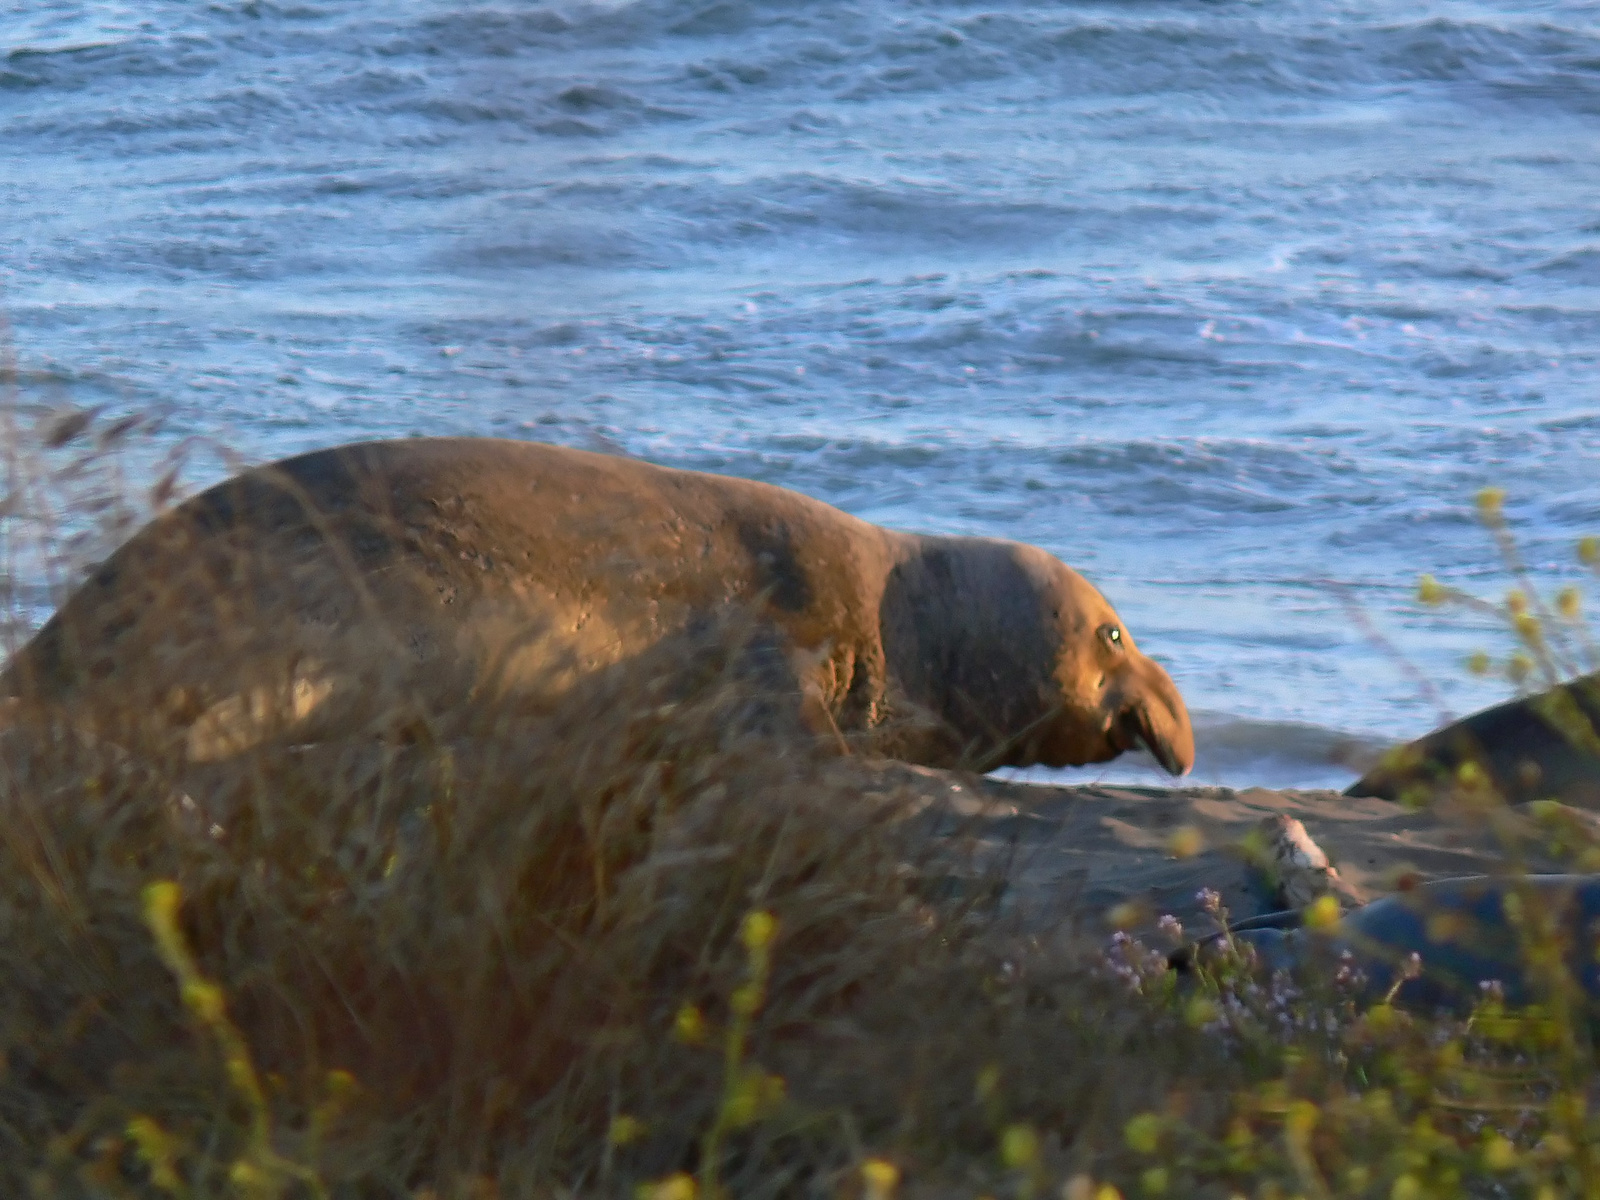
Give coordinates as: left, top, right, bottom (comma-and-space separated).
1259, 814, 1354, 910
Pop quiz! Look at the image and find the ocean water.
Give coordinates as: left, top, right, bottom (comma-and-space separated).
4, 0, 1600, 789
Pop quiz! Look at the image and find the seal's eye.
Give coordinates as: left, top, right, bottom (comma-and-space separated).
1099, 624, 1124, 650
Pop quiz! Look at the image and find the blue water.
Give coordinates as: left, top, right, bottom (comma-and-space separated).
5, 0, 1600, 788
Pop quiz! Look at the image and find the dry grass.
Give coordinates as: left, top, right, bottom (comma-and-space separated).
0, 593, 1220, 1198
1, 405, 1599, 1199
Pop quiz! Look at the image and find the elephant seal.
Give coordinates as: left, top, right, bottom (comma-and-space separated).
1347, 674, 1600, 808
1186, 875, 1600, 1011
0, 438, 1194, 773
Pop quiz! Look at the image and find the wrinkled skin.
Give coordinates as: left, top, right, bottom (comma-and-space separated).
2, 438, 1193, 775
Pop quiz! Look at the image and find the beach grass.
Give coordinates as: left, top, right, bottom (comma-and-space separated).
3, 405, 1600, 1198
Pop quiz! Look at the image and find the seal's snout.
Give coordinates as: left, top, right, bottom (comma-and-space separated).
1121, 655, 1194, 777
1140, 709, 1193, 776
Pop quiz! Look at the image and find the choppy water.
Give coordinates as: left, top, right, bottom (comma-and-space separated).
6, 0, 1600, 788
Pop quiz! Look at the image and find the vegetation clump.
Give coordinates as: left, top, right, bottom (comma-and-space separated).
2, 408, 1599, 1198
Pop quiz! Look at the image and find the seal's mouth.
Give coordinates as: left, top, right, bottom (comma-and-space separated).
1117, 704, 1189, 777
1140, 730, 1189, 777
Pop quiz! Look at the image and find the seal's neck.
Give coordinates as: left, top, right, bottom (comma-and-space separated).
877, 535, 1058, 766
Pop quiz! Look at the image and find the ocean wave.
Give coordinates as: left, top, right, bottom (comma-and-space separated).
9, 0, 1600, 751
1533, 246, 1600, 283
997, 712, 1393, 793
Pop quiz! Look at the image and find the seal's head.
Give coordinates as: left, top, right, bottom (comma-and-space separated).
1014, 547, 1193, 774
882, 539, 1195, 774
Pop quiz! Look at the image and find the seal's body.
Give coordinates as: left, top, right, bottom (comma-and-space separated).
1, 438, 1193, 772
1347, 674, 1600, 808
1210, 875, 1600, 1011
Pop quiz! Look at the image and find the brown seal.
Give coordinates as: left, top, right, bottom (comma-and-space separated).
1, 438, 1194, 773
1347, 673, 1600, 808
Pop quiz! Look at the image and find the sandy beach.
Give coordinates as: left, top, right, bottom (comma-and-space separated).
869, 764, 1578, 937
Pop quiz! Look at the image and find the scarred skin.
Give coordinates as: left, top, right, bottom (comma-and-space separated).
1, 438, 1194, 773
